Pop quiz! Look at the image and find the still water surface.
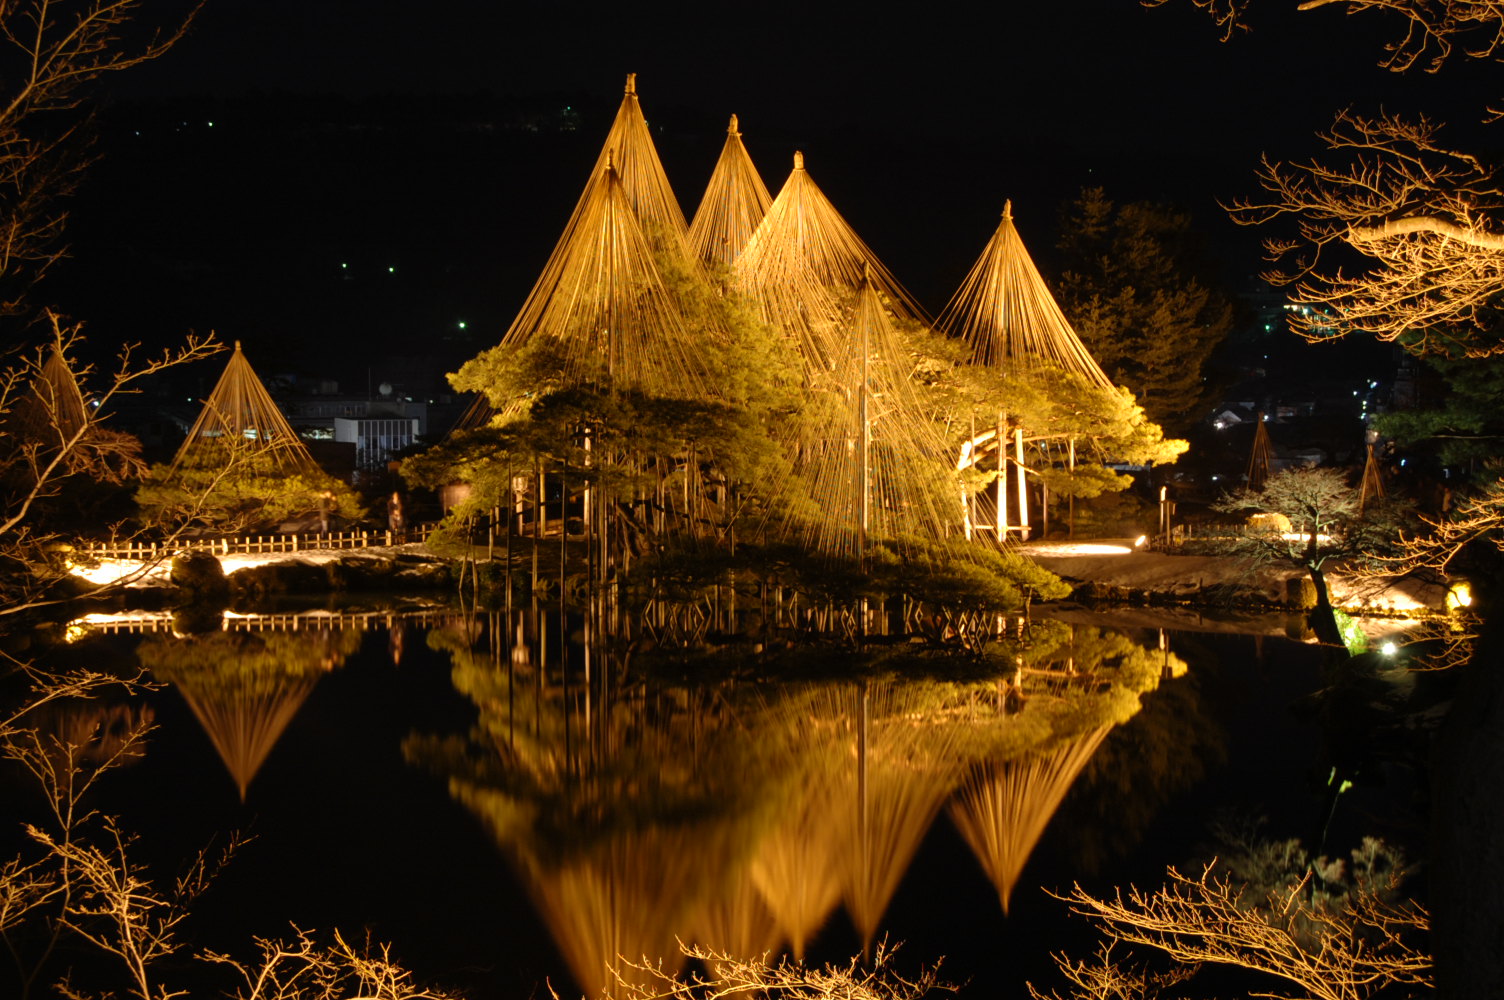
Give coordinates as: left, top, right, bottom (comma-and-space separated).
38, 606, 1374, 999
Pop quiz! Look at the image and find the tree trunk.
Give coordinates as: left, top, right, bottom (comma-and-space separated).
1306, 565, 1346, 648
1433, 604, 1504, 1000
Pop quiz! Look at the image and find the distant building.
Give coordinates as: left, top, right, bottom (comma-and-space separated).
273, 379, 429, 472
334, 416, 421, 471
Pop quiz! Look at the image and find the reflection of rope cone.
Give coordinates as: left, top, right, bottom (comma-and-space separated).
948, 725, 1113, 915
751, 681, 973, 954
840, 684, 968, 950
22, 700, 153, 768
511, 832, 715, 998
175, 676, 320, 801
749, 812, 842, 960
139, 629, 356, 801
692, 868, 783, 960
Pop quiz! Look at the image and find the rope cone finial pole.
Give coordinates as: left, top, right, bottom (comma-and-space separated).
624, 72, 636, 95
1002, 199, 1012, 221
234, 340, 242, 351
728, 113, 739, 135
793, 150, 805, 170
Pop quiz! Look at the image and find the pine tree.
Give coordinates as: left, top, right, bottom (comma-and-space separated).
1054, 187, 1234, 436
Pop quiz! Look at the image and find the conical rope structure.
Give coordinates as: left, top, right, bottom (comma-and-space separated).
732, 154, 960, 556
586, 73, 692, 257
455, 74, 714, 421
947, 724, 1113, 915
936, 201, 1112, 388
168, 341, 317, 478
1247, 416, 1273, 490
499, 156, 710, 398
937, 202, 1118, 540
735, 151, 927, 374
1360, 442, 1385, 512
784, 278, 963, 559
9, 348, 89, 445
688, 115, 773, 269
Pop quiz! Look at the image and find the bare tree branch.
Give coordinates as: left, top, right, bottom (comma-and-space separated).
1225, 109, 1504, 356
0, 1, 199, 313
1051, 863, 1432, 1000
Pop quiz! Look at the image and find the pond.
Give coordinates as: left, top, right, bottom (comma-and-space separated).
6, 602, 1423, 999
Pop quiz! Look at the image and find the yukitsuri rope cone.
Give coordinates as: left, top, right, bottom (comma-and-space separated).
736, 150, 925, 372
1247, 415, 1273, 491
168, 341, 317, 477
734, 153, 959, 557
458, 74, 712, 412
1360, 442, 1386, 512
784, 275, 962, 560
9, 348, 89, 445
688, 114, 773, 269
936, 201, 1117, 539
587, 73, 692, 255
936, 200, 1112, 387
498, 156, 708, 398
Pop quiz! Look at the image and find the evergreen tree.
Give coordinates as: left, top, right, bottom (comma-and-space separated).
1054, 187, 1234, 436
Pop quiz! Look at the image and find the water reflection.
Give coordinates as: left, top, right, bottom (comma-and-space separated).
409, 611, 1188, 996
137, 628, 362, 799
18, 698, 154, 769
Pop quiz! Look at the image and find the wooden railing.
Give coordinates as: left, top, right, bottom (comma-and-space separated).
74, 523, 439, 561
74, 607, 457, 634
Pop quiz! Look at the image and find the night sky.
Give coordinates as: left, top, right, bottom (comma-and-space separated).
34, 2, 1497, 394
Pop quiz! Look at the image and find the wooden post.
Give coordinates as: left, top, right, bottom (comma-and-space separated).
859, 308, 871, 565
1015, 426, 1030, 540
995, 412, 1006, 542
1068, 438, 1076, 540
505, 462, 514, 613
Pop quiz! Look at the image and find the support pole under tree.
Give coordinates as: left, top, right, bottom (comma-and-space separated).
995, 412, 1006, 542
505, 461, 513, 615
1068, 438, 1076, 540
860, 305, 871, 565
1015, 425, 1030, 541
